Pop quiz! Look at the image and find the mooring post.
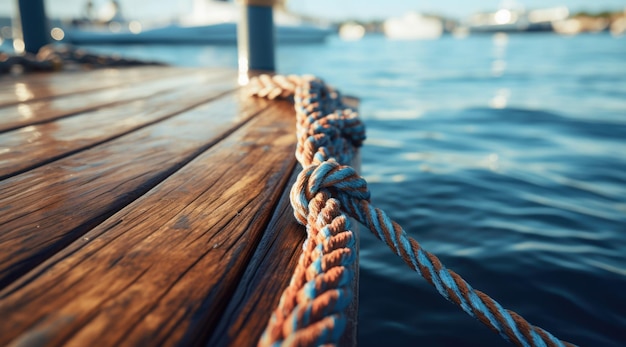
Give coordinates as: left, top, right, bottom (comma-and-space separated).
16, 0, 50, 54
237, 0, 276, 82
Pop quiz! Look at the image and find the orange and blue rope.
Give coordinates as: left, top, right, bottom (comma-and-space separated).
251, 75, 576, 347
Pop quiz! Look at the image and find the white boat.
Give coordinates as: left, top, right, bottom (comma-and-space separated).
465, 7, 569, 33
63, 22, 332, 45
339, 23, 365, 41
383, 12, 443, 40
62, 0, 333, 45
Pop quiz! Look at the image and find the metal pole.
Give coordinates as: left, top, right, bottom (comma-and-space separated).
237, 0, 276, 82
16, 0, 50, 54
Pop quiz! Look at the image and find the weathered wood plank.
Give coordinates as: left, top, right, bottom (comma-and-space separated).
0, 99, 297, 347
0, 90, 271, 288
0, 66, 166, 89
0, 71, 236, 179
209, 97, 362, 346
0, 69, 232, 133
0, 66, 185, 107
209, 156, 361, 347
207, 167, 306, 346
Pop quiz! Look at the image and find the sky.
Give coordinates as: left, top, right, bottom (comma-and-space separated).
0, 0, 624, 21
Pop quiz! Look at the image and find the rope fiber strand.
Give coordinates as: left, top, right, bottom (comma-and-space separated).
250, 74, 576, 347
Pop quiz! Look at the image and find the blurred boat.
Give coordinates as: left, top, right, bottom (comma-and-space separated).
383, 12, 443, 40
62, 0, 333, 45
63, 22, 332, 45
339, 23, 365, 41
465, 7, 569, 33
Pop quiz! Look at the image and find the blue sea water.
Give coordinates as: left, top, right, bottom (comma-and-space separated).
84, 33, 625, 346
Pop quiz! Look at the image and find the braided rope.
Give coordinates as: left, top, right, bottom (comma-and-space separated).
251, 75, 576, 347
255, 75, 363, 347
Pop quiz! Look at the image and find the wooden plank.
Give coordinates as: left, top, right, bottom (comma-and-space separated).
0, 69, 231, 133
0, 99, 297, 347
209, 157, 361, 347
0, 70, 236, 179
0, 66, 165, 89
0, 66, 179, 95
208, 167, 307, 346
0, 89, 271, 289
0, 66, 185, 107
210, 98, 362, 346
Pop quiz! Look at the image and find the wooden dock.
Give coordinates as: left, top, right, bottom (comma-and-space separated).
0, 66, 358, 346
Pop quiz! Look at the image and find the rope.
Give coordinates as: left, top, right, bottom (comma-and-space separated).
254, 75, 363, 347
250, 74, 576, 347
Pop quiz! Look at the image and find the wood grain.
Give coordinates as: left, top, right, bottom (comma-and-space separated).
207, 98, 362, 346
0, 99, 298, 347
0, 68, 361, 346
0, 89, 271, 289
207, 167, 307, 347
0, 69, 233, 133
0, 71, 236, 179
208, 156, 362, 347
0, 66, 182, 107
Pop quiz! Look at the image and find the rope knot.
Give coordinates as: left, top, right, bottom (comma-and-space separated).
290, 159, 370, 225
